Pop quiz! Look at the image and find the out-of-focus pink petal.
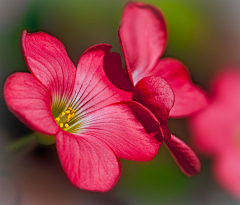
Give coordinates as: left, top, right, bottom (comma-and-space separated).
189, 69, 240, 156
189, 98, 240, 156
119, 1, 167, 84
148, 58, 208, 117
133, 76, 174, 139
22, 30, 76, 102
164, 135, 201, 176
56, 130, 120, 192
214, 150, 240, 198
80, 101, 161, 161
70, 47, 131, 116
4, 73, 58, 135
210, 68, 240, 108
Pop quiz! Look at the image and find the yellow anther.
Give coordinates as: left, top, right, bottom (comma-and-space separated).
56, 107, 76, 130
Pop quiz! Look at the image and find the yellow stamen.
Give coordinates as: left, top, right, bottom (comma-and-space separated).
54, 107, 77, 130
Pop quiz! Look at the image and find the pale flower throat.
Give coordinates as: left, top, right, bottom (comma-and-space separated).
51, 100, 83, 134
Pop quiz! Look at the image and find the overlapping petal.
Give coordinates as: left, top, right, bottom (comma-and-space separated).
79, 101, 161, 161
119, 1, 167, 84
133, 76, 174, 139
4, 73, 59, 135
164, 135, 201, 176
103, 49, 133, 97
22, 31, 76, 106
69, 47, 132, 117
146, 58, 208, 117
56, 129, 120, 192
83, 44, 133, 97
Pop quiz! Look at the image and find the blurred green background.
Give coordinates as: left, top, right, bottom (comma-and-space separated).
0, 0, 240, 204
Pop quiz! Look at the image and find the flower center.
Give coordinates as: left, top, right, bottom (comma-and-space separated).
51, 99, 84, 134
55, 107, 75, 130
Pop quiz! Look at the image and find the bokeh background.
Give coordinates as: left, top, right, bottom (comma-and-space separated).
0, 0, 240, 204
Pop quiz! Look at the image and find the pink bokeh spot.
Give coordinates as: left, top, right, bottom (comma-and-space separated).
190, 68, 240, 198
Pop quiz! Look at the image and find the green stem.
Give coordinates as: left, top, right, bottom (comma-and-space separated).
3, 133, 37, 153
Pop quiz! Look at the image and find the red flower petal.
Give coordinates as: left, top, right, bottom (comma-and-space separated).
164, 135, 201, 176
22, 31, 76, 102
119, 1, 167, 85
133, 76, 174, 139
150, 58, 208, 118
4, 73, 58, 135
214, 150, 240, 198
80, 101, 161, 161
70, 47, 131, 116
56, 130, 120, 192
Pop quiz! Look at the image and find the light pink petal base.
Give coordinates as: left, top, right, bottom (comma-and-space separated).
164, 135, 201, 176
56, 130, 120, 192
81, 101, 161, 161
4, 73, 59, 135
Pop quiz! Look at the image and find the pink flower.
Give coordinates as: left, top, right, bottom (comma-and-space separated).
117, 2, 209, 176
4, 31, 162, 192
190, 69, 240, 198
